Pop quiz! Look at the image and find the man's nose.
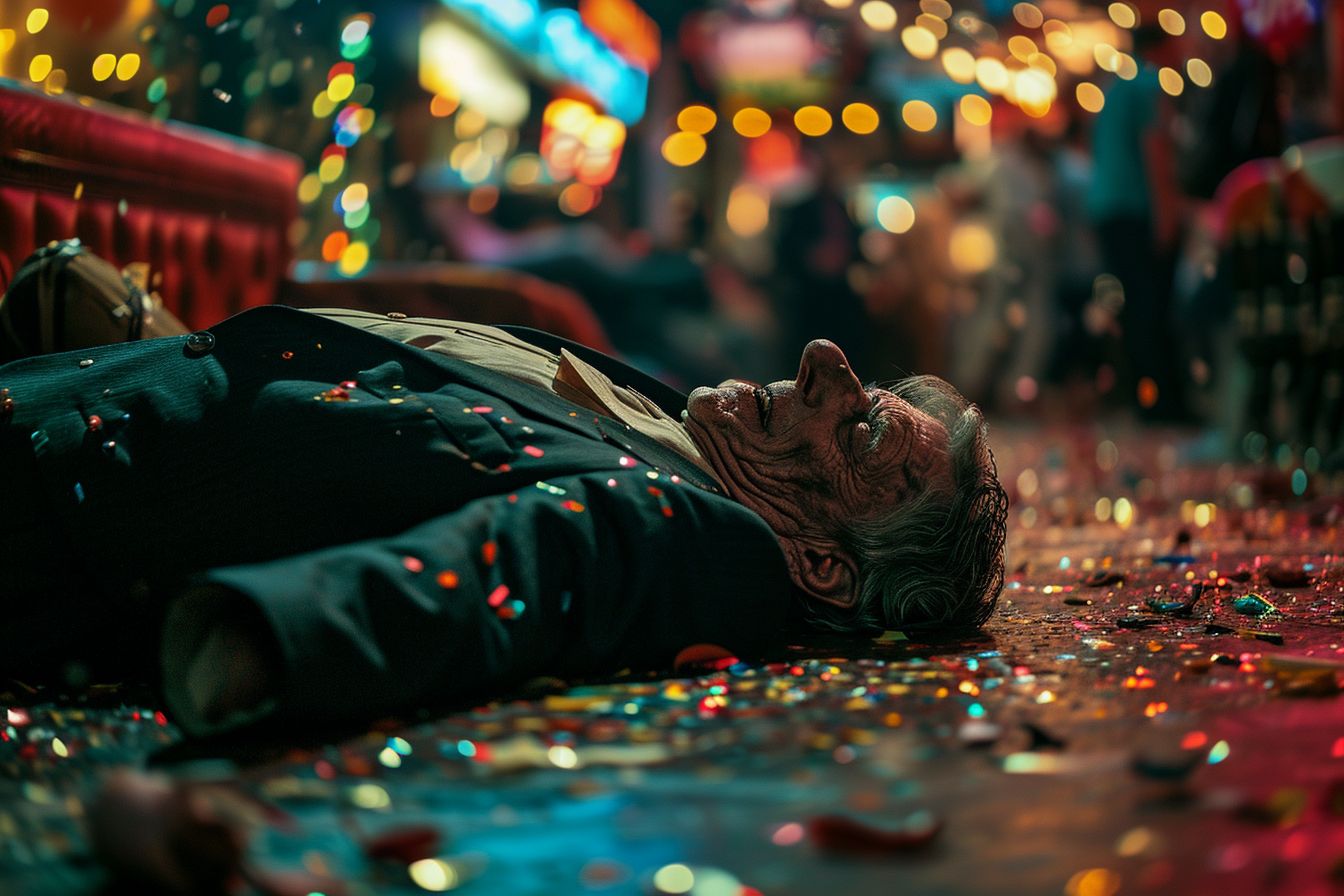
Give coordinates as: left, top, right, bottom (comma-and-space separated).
797, 340, 865, 407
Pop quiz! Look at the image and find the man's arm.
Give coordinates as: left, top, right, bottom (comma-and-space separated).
161, 471, 790, 734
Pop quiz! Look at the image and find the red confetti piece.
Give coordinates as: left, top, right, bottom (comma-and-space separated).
7, 708, 30, 726
607, 479, 617, 487
205, 4, 229, 27
487, 585, 509, 607
508, 494, 518, 503
403, 556, 424, 573
86, 414, 102, 431
561, 500, 585, 512
495, 464, 511, 472
648, 487, 663, 497
341, 381, 356, 389
282, 351, 294, 360
436, 570, 459, 588
482, 542, 497, 565
619, 456, 634, 467
471, 406, 493, 414
496, 604, 517, 620
314, 759, 336, 779
321, 144, 347, 160
662, 505, 674, 517
328, 61, 355, 81
524, 445, 544, 457
154, 711, 167, 726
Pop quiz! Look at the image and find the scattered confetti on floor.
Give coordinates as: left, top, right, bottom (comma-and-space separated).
3, 425, 1344, 895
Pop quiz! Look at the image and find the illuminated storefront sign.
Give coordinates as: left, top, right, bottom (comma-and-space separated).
438, 0, 650, 124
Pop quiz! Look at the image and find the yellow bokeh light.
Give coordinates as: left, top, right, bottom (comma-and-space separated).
823, 0, 853, 7
26, 9, 49, 33
915, 13, 948, 38
559, 182, 599, 216
92, 54, 116, 81
1115, 53, 1138, 80
297, 173, 322, 203
733, 107, 772, 138
1113, 497, 1134, 528
1043, 19, 1073, 51
44, 68, 66, 95
1201, 11, 1227, 38
975, 57, 1009, 94
1028, 52, 1057, 76
942, 48, 977, 83
341, 182, 369, 213
959, 93, 992, 126
339, 240, 370, 276
1095, 497, 1113, 522
877, 195, 915, 233
1076, 82, 1105, 112
116, 54, 140, 81
1014, 68, 1055, 116
1158, 9, 1185, 34
921, 0, 952, 18
1064, 867, 1122, 896
1158, 66, 1184, 95
430, 94, 458, 117
1008, 35, 1038, 61
1187, 58, 1212, 87
318, 154, 345, 183
505, 154, 542, 185
661, 130, 706, 166
1094, 43, 1120, 72
29, 54, 52, 83
902, 26, 938, 60
313, 91, 338, 118
328, 72, 355, 102
1013, 2, 1043, 28
859, 0, 898, 31
901, 100, 937, 132
677, 105, 717, 135
652, 865, 696, 895
1108, 2, 1137, 28
1193, 502, 1212, 528
794, 105, 833, 136
842, 103, 880, 134
585, 116, 626, 151
455, 107, 488, 139
0, 29, 15, 54
409, 858, 459, 892
948, 221, 995, 273
726, 183, 770, 238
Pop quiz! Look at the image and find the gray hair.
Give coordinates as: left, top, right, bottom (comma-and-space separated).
801, 375, 1009, 634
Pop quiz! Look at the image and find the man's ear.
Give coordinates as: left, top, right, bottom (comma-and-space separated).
781, 537, 859, 608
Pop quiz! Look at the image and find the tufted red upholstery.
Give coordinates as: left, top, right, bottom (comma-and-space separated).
0, 79, 300, 329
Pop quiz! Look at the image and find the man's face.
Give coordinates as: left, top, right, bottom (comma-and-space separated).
684, 340, 954, 539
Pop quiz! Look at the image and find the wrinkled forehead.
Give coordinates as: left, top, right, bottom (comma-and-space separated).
872, 388, 956, 495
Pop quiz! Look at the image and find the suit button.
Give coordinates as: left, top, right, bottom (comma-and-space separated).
186, 331, 215, 353
386, 312, 407, 320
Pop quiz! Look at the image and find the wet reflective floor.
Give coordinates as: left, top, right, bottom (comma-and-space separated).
3, 425, 1343, 896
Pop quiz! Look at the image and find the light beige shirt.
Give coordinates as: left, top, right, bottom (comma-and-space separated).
311, 309, 721, 484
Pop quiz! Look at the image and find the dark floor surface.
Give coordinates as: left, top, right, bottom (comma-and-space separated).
4, 424, 1344, 896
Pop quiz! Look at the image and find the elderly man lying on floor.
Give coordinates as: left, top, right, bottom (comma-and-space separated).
0, 243, 1008, 736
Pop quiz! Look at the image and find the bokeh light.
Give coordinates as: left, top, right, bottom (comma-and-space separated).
1076, 82, 1105, 112
902, 26, 938, 60
1201, 10, 1227, 38
297, 173, 322, 204
1158, 67, 1184, 95
859, 1, 898, 31
960, 93, 992, 126
794, 106, 833, 136
328, 72, 355, 102
652, 864, 695, 894
559, 182, 599, 216
661, 131, 706, 166
902, 100, 937, 132
942, 47, 976, 82
921, 0, 953, 18
26, 8, 48, 33
340, 183, 369, 213
339, 240, 369, 276
206, 4, 229, 28
726, 183, 770, 238
409, 858, 458, 891
1013, 3, 1044, 28
29, 55, 52, 83
430, 94, 459, 117
1187, 58, 1212, 87
116, 54, 141, 81
877, 195, 916, 233
1064, 868, 1122, 896
732, 107, 772, 138
948, 221, 996, 272
1028, 53, 1057, 76
92, 54, 116, 81
322, 231, 349, 262
1108, 2, 1137, 28
677, 105, 717, 134
916, 13, 948, 37
1158, 8, 1185, 34
318, 154, 345, 183
975, 57, 1009, 94
842, 103, 880, 134
1008, 35, 1038, 61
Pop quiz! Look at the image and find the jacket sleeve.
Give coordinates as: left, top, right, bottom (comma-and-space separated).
170, 470, 791, 728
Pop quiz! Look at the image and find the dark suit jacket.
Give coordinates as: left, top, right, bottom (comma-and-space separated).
0, 306, 791, 725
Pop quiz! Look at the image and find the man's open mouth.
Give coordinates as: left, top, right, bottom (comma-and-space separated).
755, 386, 772, 433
